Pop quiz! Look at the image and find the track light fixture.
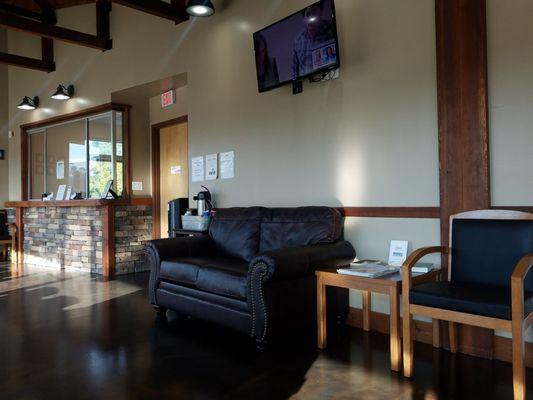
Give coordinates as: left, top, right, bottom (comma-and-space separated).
186, 0, 215, 17
17, 96, 39, 111
51, 84, 75, 100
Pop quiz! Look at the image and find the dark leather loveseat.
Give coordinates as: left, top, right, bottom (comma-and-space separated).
147, 206, 355, 348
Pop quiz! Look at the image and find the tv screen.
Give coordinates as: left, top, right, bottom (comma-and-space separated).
253, 0, 340, 93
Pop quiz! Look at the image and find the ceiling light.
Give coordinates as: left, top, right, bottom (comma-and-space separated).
186, 0, 215, 17
17, 96, 39, 111
51, 84, 75, 100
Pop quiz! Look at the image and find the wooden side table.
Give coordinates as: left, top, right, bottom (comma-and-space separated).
316, 268, 440, 372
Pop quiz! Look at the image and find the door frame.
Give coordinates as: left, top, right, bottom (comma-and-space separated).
151, 115, 188, 239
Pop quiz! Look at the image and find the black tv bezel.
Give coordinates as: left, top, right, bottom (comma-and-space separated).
253, 0, 341, 94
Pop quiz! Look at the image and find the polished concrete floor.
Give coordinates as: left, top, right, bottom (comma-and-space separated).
0, 262, 530, 400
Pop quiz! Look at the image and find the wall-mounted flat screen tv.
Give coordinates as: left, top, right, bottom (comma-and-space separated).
253, 0, 340, 93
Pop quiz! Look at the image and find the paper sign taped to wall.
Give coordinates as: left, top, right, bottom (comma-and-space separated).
220, 151, 234, 179
56, 160, 65, 180
206, 154, 218, 180
191, 156, 204, 182
170, 165, 182, 175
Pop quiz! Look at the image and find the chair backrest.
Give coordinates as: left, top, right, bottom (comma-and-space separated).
450, 210, 533, 291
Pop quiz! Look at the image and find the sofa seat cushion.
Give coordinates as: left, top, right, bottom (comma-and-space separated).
160, 256, 249, 300
410, 281, 533, 320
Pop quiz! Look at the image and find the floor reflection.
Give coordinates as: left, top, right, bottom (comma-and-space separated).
0, 262, 530, 399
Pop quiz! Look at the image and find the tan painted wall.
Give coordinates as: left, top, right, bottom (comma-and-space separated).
487, 0, 533, 206
149, 86, 188, 127
6, 1, 441, 315
0, 29, 8, 208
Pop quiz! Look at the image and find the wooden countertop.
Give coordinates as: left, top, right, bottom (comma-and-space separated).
5, 197, 152, 208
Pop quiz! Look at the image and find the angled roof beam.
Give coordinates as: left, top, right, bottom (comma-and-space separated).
31, 0, 58, 24
0, 2, 55, 24
0, 8, 112, 51
112, 0, 189, 23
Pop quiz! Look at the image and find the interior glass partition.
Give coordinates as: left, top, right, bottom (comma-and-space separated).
27, 110, 126, 200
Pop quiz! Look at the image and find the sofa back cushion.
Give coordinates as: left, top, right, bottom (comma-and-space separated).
209, 207, 266, 262
451, 218, 533, 291
259, 207, 343, 253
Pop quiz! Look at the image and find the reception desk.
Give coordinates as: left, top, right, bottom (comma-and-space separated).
5, 198, 153, 277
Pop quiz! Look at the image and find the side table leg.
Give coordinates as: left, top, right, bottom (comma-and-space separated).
432, 319, 441, 348
362, 290, 371, 331
389, 287, 401, 372
317, 278, 327, 349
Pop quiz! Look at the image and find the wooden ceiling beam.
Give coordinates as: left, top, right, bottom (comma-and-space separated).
112, 0, 189, 23
0, 38, 55, 72
0, 9, 111, 50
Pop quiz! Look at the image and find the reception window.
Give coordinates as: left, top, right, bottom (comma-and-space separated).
24, 105, 129, 200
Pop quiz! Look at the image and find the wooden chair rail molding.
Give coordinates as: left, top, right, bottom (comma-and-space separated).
338, 206, 531, 219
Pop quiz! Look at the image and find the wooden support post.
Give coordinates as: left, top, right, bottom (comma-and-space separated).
102, 205, 115, 278
436, 0, 493, 358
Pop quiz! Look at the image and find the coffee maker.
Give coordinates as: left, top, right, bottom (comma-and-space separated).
193, 186, 213, 215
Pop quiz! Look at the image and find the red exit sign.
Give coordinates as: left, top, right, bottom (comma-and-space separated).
161, 89, 175, 108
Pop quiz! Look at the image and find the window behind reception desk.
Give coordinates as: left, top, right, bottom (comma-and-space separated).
26, 106, 126, 200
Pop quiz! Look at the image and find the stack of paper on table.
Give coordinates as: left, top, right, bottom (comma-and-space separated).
337, 261, 400, 278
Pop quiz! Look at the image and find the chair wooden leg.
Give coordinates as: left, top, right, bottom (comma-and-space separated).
432, 319, 441, 348
448, 322, 458, 354
402, 307, 413, 377
512, 318, 525, 400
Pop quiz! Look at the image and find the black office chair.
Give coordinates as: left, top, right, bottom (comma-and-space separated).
402, 210, 533, 400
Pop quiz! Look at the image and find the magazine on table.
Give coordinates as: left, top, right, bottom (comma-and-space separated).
337, 260, 400, 278
337, 260, 438, 278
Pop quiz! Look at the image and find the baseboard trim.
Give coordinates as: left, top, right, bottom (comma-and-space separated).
346, 307, 533, 368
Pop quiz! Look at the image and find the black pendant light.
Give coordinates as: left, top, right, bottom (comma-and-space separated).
51, 84, 75, 100
186, 0, 215, 17
17, 96, 39, 110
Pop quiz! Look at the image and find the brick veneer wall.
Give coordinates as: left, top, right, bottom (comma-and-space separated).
12, 204, 152, 275
114, 205, 153, 274
23, 206, 104, 273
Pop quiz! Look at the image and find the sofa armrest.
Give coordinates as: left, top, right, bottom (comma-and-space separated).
147, 235, 216, 307
249, 241, 356, 283
146, 235, 215, 262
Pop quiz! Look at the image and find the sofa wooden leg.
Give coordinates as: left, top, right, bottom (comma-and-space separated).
512, 319, 525, 400
256, 339, 268, 352
153, 305, 167, 315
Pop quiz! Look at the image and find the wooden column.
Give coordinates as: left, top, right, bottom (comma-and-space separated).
102, 205, 115, 278
436, 0, 492, 358
15, 207, 24, 265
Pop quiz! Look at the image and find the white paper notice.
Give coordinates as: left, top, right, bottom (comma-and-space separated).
388, 240, 409, 266
56, 160, 65, 180
56, 184, 66, 201
191, 156, 205, 182
170, 165, 182, 175
206, 154, 218, 180
220, 151, 234, 179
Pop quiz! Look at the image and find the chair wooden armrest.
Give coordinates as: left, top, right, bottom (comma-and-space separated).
401, 246, 448, 290
511, 253, 533, 325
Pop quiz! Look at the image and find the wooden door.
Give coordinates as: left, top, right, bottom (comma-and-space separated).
159, 121, 188, 238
